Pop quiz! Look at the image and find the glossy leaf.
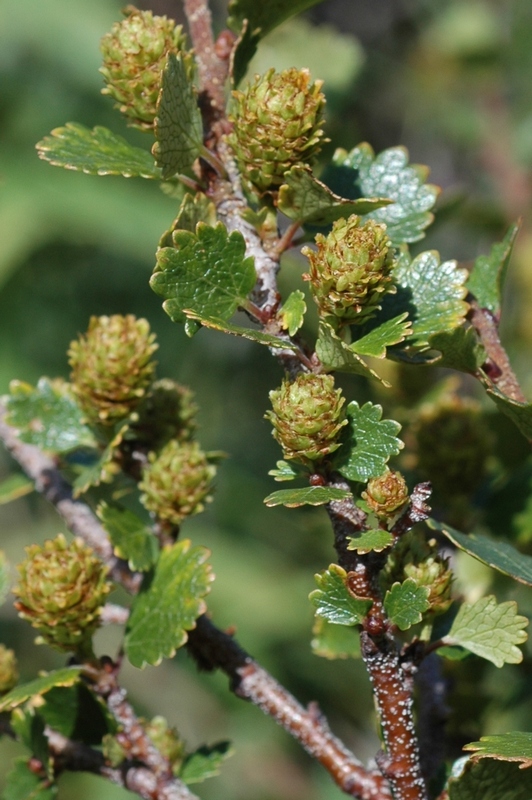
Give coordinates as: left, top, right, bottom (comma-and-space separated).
279, 290, 306, 336
277, 165, 391, 226
428, 519, 532, 587
151, 223, 256, 326
3, 759, 57, 800
428, 325, 485, 373
464, 732, 532, 768
335, 143, 439, 245
350, 313, 411, 359
443, 596, 528, 667
180, 742, 233, 785
310, 564, 372, 625
0, 668, 82, 712
311, 616, 361, 659
384, 578, 430, 630
153, 53, 203, 179
125, 539, 213, 668
268, 460, 301, 482
264, 486, 351, 507
347, 529, 394, 554
467, 223, 520, 315
315, 321, 389, 385
182, 312, 298, 350
159, 193, 217, 246
97, 502, 159, 572
333, 401, 403, 483
36, 123, 160, 179
5, 378, 96, 454
447, 758, 532, 800
227, 0, 327, 37
0, 474, 34, 505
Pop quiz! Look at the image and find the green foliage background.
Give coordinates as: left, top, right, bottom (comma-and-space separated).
2, 1, 532, 798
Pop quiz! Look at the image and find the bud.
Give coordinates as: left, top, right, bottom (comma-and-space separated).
303, 215, 394, 325
100, 6, 194, 131
382, 531, 452, 615
266, 374, 347, 464
139, 440, 216, 526
128, 379, 198, 451
362, 469, 409, 519
69, 315, 158, 427
228, 67, 326, 193
145, 716, 185, 775
0, 645, 18, 694
13, 534, 110, 654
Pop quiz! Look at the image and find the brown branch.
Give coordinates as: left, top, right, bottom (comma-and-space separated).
187, 616, 391, 800
183, 0, 231, 116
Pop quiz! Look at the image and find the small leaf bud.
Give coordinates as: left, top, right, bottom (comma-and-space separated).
362, 469, 409, 519
266, 373, 347, 464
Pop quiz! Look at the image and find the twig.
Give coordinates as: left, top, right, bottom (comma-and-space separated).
183, 0, 229, 115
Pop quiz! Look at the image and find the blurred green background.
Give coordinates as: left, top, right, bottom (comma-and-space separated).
2, 1, 532, 798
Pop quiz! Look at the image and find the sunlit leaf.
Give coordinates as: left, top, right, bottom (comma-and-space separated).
180, 742, 233, 785
279, 290, 306, 336
315, 321, 389, 385
350, 313, 411, 359
310, 564, 372, 625
0, 668, 82, 712
268, 460, 302, 482
333, 401, 403, 482
97, 502, 159, 572
464, 732, 532, 769
347, 529, 394, 554
428, 325, 485, 373
384, 578, 430, 630
467, 223, 520, 315
264, 486, 350, 507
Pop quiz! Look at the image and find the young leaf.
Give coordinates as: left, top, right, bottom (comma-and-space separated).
97, 502, 159, 572
335, 143, 440, 245
428, 519, 532, 587
384, 578, 430, 631
464, 732, 532, 768
350, 313, 412, 359
264, 486, 351, 507
5, 379, 97, 454
428, 325, 486, 373
268, 460, 301, 482
0, 474, 34, 505
227, 0, 328, 38
310, 564, 372, 625
279, 290, 306, 336
315, 321, 390, 385
311, 616, 361, 659
277, 165, 391, 226
0, 668, 82, 713
467, 223, 520, 315
333, 401, 403, 482
152, 53, 203, 179
125, 539, 213, 669
443, 596, 528, 667
36, 123, 161, 179
180, 742, 233, 785
182, 312, 298, 350
447, 758, 532, 800
3, 758, 57, 800
150, 223, 256, 326
347, 529, 394, 554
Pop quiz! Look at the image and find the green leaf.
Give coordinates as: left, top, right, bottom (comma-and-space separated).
350, 313, 412, 359
5, 379, 97, 454
447, 758, 532, 800
311, 616, 361, 659
0, 551, 11, 605
267, 460, 301, 482
182, 312, 298, 350
125, 539, 213, 669
310, 564, 372, 625
230, 20, 261, 87
333, 401, 403, 483
150, 222, 256, 326
277, 166, 391, 226
180, 742, 233, 785
159, 192, 217, 246
335, 143, 440, 245
0, 474, 34, 505
0, 668, 82, 712
97, 502, 159, 572
443, 596, 528, 667
384, 578, 430, 630
428, 519, 532, 587
227, 0, 327, 37
40, 684, 114, 745
3, 759, 57, 800
464, 732, 532, 768
315, 321, 389, 385
481, 380, 532, 442
36, 123, 161, 179
71, 422, 129, 497
264, 486, 350, 507
467, 223, 520, 315
279, 290, 306, 336
153, 53, 203, 179
347, 529, 394, 554
428, 325, 485, 373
